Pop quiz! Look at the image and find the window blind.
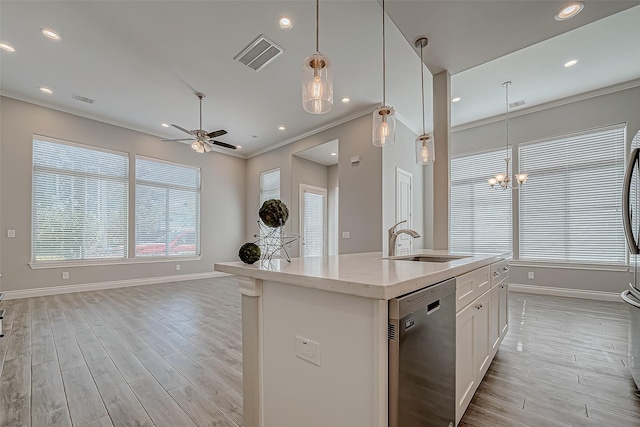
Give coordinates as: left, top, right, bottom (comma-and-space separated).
450, 148, 512, 254
303, 190, 325, 257
260, 169, 280, 206
32, 137, 129, 262
519, 125, 626, 264
135, 157, 200, 257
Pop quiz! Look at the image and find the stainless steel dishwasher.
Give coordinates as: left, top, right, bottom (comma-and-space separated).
388, 277, 456, 427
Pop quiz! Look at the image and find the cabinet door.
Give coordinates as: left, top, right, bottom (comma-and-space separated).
474, 291, 491, 380
499, 282, 509, 336
490, 285, 501, 356
455, 302, 476, 425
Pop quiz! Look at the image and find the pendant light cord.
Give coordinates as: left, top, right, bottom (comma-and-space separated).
316, 0, 319, 52
382, 0, 386, 106
420, 44, 425, 135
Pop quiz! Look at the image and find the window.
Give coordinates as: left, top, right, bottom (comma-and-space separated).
135, 157, 200, 257
301, 185, 327, 257
450, 148, 512, 254
32, 137, 128, 262
519, 125, 626, 264
260, 168, 280, 206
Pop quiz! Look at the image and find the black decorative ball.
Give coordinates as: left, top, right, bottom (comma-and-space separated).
259, 199, 289, 228
239, 242, 261, 264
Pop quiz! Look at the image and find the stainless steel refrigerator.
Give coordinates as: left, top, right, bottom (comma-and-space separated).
621, 134, 640, 393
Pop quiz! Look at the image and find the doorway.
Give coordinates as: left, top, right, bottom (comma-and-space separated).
395, 167, 414, 256
300, 184, 328, 257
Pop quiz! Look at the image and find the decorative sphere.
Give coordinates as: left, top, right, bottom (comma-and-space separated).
259, 199, 289, 228
239, 242, 261, 264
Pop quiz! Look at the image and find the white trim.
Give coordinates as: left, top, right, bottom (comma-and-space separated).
2, 271, 230, 300
510, 283, 623, 302
452, 78, 640, 133
30, 256, 202, 269
510, 261, 629, 273
246, 106, 376, 158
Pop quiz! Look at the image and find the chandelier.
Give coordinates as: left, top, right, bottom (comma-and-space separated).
488, 81, 529, 190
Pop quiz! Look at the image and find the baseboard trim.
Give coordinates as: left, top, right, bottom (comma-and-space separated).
510, 283, 622, 302
2, 272, 232, 300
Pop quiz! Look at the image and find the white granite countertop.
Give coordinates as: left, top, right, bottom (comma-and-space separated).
214, 249, 508, 300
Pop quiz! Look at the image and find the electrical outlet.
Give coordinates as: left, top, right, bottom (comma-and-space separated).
62, 272, 69, 280
176, 264, 181, 271
528, 272, 534, 279
342, 232, 350, 239
295, 336, 320, 366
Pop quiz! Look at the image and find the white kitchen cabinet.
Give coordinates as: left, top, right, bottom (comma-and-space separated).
456, 260, 510, 425
455, 300, 476, 424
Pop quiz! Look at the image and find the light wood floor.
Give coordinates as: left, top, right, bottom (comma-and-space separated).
1, 278, 639, 426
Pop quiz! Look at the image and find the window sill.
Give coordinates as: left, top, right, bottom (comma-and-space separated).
29, 256, 202, 270
511, 260, 629, 273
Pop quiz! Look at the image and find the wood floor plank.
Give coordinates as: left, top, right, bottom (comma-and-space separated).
169, 384, 238, 427
80, 415, 114, 427
211, 390, 243, 427
129, 377, 197, 427
79, 341, 118, 378
523, 397, 601, 426
134, 348, 189, 390
56, 337, 86, 371
32, 332, 57, 366
587, 405, 640, 427
0, 356, 31, 427
165, 352, 230, 398
113, 327, 150, 353
32, 360, 67, 416
32, 406, 72, 427
93, 371, 153, 427
197, 355, 243, 393
103, 345, 150, 383
61, 365, 108, 425
136, 328, 179, 356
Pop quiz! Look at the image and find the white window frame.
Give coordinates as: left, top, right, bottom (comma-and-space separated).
30, 135, 129, 266
299, 183, 328, 257
134, 155, 201, 259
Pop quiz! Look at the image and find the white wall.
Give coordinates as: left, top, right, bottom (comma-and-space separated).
381, 120, 425, 255
450, 86, 640, 294
245, 113, 383, 256
0, 96, 246, 292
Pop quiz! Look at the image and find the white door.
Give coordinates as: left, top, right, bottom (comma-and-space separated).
300, 184, 327, 257
395, 168, 414, 256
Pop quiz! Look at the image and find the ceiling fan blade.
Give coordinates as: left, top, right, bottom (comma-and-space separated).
161, 137, 195, 142
211, 140, 237, 150
207, 129, 227, 138
171, 124, 194, 136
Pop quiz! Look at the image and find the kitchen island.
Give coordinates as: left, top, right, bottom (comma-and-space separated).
215, 250, 509, 427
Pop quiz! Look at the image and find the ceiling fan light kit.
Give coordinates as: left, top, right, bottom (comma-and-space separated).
487, 81, 529, 190
372, 0, 396, 147
414, 37, 434, 165
302, 0, 333, 114
161, 92, 237, 154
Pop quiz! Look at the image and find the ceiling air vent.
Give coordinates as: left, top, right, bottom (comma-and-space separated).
72, 93, 94, 104
509, 99, 526, 109
235, 35, 283, 71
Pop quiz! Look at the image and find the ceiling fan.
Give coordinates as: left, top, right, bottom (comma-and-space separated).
162, 92, 237, 153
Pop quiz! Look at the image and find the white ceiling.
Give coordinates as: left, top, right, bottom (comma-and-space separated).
1, 1, 638, 158
294, 139, 339, 166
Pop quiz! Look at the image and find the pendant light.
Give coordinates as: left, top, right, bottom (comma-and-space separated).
487, 81, 529, 189
302, 0, 333, 114
372, 0, 396, 147
415, 37, 434, 164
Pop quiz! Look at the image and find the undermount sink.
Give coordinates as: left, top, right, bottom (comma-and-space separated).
394, 255, 470, 263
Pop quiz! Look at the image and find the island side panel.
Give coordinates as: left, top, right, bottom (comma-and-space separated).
261, 280, 387, 427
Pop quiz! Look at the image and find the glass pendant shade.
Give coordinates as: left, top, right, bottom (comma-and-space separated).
302, 52, 333, 114
415, 133, 434, 165
372, 106, 396, 147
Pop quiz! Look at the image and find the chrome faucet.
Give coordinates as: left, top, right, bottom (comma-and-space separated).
388, 220, 420, 257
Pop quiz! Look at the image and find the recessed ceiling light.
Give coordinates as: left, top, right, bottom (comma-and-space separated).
278, 17, 293, 29
555, 2, 584, 20
39, 87, 53, 94
564, 59, 579, 68
452, 97, 461, 103
161, 123, 170, 128
237, 146, 242, 149
341, 97, 350, 103
331, 152, 337, 156
0, 42, 15, 52
278, 126, 286, 130
41, 28, 61, 40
